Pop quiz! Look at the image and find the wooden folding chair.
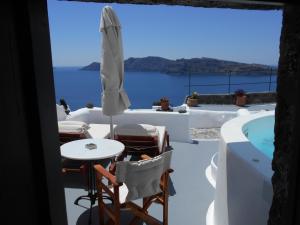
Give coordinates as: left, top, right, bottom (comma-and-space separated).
94, 151, 173, 225
59, 131, 87, 174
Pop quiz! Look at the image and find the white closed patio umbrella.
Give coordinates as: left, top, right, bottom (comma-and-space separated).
100, 6, 131, 139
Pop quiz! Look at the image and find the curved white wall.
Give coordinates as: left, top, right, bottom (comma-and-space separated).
213, 111, 274, 225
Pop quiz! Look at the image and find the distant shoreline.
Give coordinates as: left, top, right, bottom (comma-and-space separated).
54, 67, 276, 76
80, 56, 277, 75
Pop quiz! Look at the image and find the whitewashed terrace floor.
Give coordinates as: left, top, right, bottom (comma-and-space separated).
64, 140, 219, 225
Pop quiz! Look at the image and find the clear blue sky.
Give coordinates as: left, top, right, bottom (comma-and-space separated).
47, 0, 282, 67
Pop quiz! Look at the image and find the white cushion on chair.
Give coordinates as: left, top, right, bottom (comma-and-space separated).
58, 120, 89, 128
58, 121, 89, 133
115, 124, 166, 153
114, 124, 158, 137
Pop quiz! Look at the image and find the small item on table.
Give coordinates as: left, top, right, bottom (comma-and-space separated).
85, 143, 97, 150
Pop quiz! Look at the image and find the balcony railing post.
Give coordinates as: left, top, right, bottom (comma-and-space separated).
184, 68, 276, 95
268, 67, 272, 92
188, 70, 191, 96
228, 71, 232, 94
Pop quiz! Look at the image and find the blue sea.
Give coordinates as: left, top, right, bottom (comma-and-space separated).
53, 67, 277, 110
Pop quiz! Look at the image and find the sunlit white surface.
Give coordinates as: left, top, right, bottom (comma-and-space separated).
213, 111, 274, 225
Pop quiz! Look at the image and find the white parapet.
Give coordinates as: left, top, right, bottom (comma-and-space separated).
188, 108, 237, 129
66, 107, 191, 142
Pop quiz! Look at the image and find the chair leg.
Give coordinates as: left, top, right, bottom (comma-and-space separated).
143, 197, 150, 211
114, 187, 121, 225
105, 219, 114, 225
128, 197, 153, 225
163, 173, 169, 225
98, 203, 105, 225
114, 213, 120, 225
166, 133, 170, 147
97, 185, 105, 225
162, 132, 170, 153
128, 215, 140, 225
163, 196, 168, 225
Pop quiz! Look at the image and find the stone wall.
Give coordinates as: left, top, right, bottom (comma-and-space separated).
185, 92, 276, 105
268, 5, 300, 225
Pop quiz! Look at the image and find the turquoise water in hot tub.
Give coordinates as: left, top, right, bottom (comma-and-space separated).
243, 115, 275, 159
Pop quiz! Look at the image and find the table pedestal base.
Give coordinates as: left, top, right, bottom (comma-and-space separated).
74, 193, 97, 206
74, 193, 97, 225
74, 192, 113, 224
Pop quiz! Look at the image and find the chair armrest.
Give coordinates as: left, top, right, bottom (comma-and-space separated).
94, 164, 120, 186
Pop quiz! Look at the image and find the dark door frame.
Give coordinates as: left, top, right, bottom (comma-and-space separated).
2, 1, 299, 225
2, 1, 67, 225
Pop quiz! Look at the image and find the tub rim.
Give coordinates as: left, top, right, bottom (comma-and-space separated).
220, 110, 275, 179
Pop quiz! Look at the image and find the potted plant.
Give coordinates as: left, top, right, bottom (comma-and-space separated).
160, 97, 170, 111
86, 102, 94, 109
187, 92, 200, 107
234, 89, 247, 106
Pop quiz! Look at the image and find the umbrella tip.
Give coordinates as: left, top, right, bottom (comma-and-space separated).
104, 5, 112, 10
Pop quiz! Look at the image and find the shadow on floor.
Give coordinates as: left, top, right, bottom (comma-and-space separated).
168, 177, 176, 196
76, 205, 144, 225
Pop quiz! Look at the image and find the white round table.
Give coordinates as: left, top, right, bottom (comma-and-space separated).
60, 138, 125, 225
60, 138, 125, 161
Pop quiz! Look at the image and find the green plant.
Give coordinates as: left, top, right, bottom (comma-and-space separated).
160, 97, 169, 102
234, 89, 246, 97
160, 97, 170, 111
86, 102, 94, 108
189, 92, 200, 99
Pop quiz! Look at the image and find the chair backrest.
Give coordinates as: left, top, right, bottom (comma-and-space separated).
58, 121, 89, 145
115, 151, 172, 202
114, 124, 159, 155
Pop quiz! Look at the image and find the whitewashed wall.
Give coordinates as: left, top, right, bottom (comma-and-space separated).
67, 107, 190, 142
189, 109, 237, 128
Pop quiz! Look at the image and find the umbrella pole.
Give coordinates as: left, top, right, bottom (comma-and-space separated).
110, 116, 114, 139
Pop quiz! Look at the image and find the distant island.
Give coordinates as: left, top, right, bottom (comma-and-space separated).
81, 56, 276, 74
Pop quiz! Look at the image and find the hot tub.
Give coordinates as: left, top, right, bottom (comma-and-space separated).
211, 110, 274, 225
